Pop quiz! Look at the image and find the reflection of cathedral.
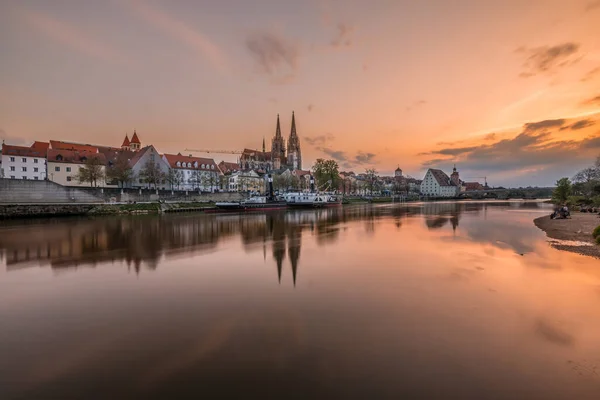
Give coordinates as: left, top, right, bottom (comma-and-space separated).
239, 112, 302, 171
2, 203, 534, 282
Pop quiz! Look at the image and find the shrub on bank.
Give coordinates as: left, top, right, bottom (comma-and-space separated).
566, 196, 591, 208
593, 225, 600, 239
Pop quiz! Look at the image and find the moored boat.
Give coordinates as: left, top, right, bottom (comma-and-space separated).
214, 195, 287, 212
284, 192, 342, 208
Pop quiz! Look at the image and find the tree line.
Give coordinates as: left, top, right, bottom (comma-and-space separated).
73, 156, 218, 191
552, 156, 600, 204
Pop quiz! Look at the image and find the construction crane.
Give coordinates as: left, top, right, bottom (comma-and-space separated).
185, 148, 243, 155
465, 176, 488, 187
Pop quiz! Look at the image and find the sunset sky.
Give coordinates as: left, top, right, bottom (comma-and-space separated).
1, 0, 599, 186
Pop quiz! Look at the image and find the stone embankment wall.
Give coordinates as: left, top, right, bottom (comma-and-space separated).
87, 188, 244, 203
0, 179, 104, 204
0, 204, 96, 219
0, 179, 244, 204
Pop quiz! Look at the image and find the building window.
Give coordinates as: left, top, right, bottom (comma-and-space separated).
66, 167, 71, 172
34, 167, 38, 172
34, 159, 39, 164
22, 158, 26, 162
139, 179, 143, 183
67, 176, 72, 182
211, 165, 215, 170
34, 176, 39, 180
10, 166, 15, 171
22, 176, 27, 180
55, 167, 60, 172
187, 162, 191, 168
177, 161, 181, 167
201, 164, 205, 169
22, 167, 27, 172
10, 176, 15, 179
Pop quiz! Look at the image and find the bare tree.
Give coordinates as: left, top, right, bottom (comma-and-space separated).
364, 168, 378, 194
75, 157, 105, 187
106, 154, 133, 187
166, 169, 183, 190
140, 160, 164, 189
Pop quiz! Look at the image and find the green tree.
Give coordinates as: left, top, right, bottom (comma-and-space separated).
552, 177, 572, 204
106, 154, 133, 187
75, 156, 105, 187
312, 159, 340, 191
140, 160, 165, 189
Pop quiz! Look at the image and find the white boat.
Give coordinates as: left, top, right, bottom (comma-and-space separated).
214, 196, 287, 211
283, 192, 342, 208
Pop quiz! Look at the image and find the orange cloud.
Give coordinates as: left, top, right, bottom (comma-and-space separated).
128, 0, 227, 72
22, 9, 129, 65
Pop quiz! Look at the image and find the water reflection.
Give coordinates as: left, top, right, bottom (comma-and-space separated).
0, 201, 546, 282
2, 201, 600, 400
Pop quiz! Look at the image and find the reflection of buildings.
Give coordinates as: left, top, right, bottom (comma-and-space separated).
0, 201, 539, 282
421, 202, 463, 232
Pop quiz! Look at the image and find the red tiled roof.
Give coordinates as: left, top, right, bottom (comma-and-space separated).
47, 149, 106, 164
2, 144, 46, 158
163, 153, 218, 170
128, 146, 151, 167
429, 169, 456, 187
50, 140, 99, 153
130, 132, 141, 144
293, 169, 311, 177
122, 135, 130, 147
31, 141, 50, 151
241, 148, 272, 161
463, 182, 484, 190
218, 161, 240, 173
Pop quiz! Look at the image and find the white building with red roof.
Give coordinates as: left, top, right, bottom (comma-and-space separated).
420, 168, 460, 197
47, 149, 108, 187
1, 144, 47, 180
162, 153, 220, 191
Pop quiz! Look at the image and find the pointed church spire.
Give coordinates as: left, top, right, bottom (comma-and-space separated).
275, 114, 282, 138
262, 137, 266, 153
290, 111, 297, 137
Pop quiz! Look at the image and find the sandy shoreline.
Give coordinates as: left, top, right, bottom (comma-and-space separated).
533, 213, 600, 258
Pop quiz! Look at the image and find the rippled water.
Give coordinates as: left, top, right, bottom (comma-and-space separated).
1, 201, 599, 399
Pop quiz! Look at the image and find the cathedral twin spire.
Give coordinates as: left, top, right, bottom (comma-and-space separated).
271, 111, 301, 170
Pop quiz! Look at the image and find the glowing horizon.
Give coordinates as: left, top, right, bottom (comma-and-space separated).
1, 0, 600, 186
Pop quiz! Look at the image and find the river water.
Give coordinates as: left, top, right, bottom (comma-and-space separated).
1, 201, 599, 399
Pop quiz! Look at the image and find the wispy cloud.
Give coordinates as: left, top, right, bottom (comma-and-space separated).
559, 119, 595, 130
583, 95, 600, 105
330, 23, 354, 48
245, 31, 299, 84
585, 1, 600, 11
304, 133, 334, 146
129, 0, 227, 72
354, 151, 376, 164
307, 104, 314, 112
523, 118, 565, 131
22, 9, 128, 65
581, 66, 600, 82
517, 43, 581, 78
421, 116, 600, 177
406, 100, 427, 112
319, 147, 347, 161
315, 145, 376, 168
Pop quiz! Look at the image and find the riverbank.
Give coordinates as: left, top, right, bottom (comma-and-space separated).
534, 213, 600, 258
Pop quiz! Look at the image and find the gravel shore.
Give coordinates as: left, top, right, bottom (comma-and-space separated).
534, 213, 600, 258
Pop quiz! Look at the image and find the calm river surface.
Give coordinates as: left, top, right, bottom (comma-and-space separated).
1, 201, 600, 399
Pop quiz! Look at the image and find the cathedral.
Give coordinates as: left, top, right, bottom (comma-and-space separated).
239, 112, 302, 171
